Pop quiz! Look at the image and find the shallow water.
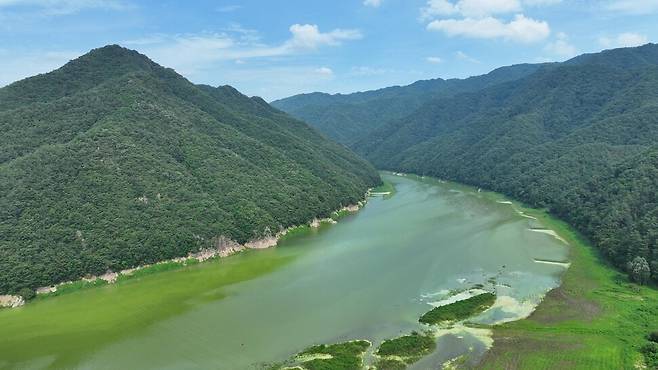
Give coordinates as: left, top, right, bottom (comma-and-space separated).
0, 173, 568, 369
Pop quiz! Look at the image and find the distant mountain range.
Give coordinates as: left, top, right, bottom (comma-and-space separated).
0, 45, 380, 294
272, 63, 548, 146
276, 44, 658, 283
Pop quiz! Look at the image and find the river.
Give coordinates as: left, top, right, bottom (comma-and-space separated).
0, 173, 569, 369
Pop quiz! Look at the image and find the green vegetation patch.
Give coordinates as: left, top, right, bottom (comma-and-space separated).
419, 292, 496, 325
299, 340, 370, 370
477, 206, 658, 369
271, 340, 370, 370
375, 331, 436, 368
331, 209, 354, 221
371, 179, 395, 194
373, 358, 406, 370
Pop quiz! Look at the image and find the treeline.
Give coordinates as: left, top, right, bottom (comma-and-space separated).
0, 45, 380, 294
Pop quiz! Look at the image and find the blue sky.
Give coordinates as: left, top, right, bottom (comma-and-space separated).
0, 0, 657, 100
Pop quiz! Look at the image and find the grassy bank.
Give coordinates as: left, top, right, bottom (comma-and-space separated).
371, 179, 396, 195
477, 204, 658, 369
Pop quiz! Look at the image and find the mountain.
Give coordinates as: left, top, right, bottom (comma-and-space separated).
284, 44, 658, 283
0, 45, 380, 294
271, 63, 548, 146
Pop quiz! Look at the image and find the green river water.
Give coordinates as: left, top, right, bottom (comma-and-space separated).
0, 173, 569, 369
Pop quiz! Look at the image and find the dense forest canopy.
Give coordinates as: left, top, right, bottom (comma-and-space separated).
271, 63, 547, 146
0, 45, 380, 294
280, 43, 658, 283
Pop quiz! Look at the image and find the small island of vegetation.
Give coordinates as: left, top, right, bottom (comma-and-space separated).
374, 331, 436, 369
419, 292, 496, 325
270, 340, 371, 370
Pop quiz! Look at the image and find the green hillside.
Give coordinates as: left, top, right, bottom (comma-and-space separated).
0, 45, 380, 294
271, 63, 546, 146
355, 44, 658, 283
278, 44, 658, 284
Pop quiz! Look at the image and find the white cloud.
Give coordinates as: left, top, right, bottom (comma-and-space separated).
426, 56, 443, 63
0, 0, 130, 15
457, 0, 521, 18
314, 67, 334, 76
455, 50, 481, 63
421, 0, 458, 19
118, 24, 362, 78
350, 66, 390, 76
427, 14, 550, 43
544, 32, 577, 58
599, 32, 649, 48
363, 0, 382, 7
422, 0, 549, 19
606, 0, 658, 14
285, 24, 362, 50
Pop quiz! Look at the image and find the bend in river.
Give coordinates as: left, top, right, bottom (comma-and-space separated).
0, 173, 569, 369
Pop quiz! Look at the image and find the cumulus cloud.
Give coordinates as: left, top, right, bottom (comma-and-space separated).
454, 0, 521, 18
426, 56, 443, 63
285, 24, 362, 50
421, 0, 458, 18
544, 32, 577, 59
363, 0, 382, 7
119, 24, 361, 78
427, 14, 549, 43
314, 67, 334, 76
421, 0, 553, 44
599, 32, 649, 48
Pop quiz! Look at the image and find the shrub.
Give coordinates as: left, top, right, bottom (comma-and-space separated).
648, 331, 658, 343
18, 288, 36, 301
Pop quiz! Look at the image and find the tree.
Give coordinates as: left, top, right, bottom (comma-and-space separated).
627, 256, 651, 284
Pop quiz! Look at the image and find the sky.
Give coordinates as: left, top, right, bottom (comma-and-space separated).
0, 0, 657, 101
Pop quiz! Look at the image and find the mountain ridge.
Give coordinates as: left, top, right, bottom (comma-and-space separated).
271, 62, 548, 146
0, 45, 380, 294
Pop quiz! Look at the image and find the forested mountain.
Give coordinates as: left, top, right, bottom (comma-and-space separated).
285, 43, 658, 283
0, 45, 380, 294
271, 63, 547, 145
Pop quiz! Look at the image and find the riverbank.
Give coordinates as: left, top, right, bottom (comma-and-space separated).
476, 201, 658, 369
375, 172, 657, 368
0, 201, 367, 309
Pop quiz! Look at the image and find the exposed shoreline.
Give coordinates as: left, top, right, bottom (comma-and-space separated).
1, 199, 368, 308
